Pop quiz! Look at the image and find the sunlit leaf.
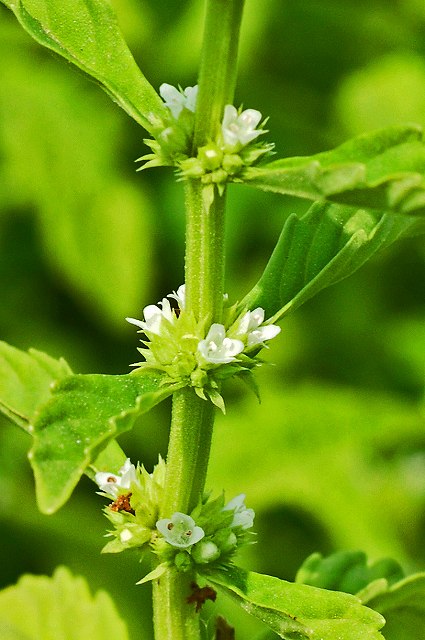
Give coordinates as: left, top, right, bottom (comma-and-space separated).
209, 566, 385, 640
0, 0, 168, 131
240, 200, 424, 321
0, 341, 72, 431
364, 573, 425, 640
0, 566, 129, 640
29, 369, 182, 513
243, 125, 425, 215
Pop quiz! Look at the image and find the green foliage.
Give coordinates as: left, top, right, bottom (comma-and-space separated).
296, 551, 404, 595
0, 30, 155, 332
295, 551, 425, 640
365, 573, 425, 640
0, 0, 167, 131
244, 126, 425, 215
30, 369, 181, 513
209, 566, 385, 640
0, 341, 72, 431
0, 566, 129, 640
240, 200, 423, 320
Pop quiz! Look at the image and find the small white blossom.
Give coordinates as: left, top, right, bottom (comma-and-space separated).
221, 105, 263, 151
160, 83, 198, 119
236, 307, 281, 347
167, 284, 186, 309
223, 493, 255, 530
198, 323, 244, 364
126, 295, 176, 336
156, 513, 205, 548
95, 458, 139, 498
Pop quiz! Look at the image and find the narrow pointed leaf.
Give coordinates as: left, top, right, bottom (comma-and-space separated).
209, 566, 385, 640
365, 573, 425, 640
243, 125, 425, 215
0, 341, 72, 431
0, 0, 168, 131
29, 369, 182, 513
240, 201, 425, 321
0, 566, 129, 640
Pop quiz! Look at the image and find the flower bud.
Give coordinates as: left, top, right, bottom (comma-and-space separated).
191, 540, 221, 564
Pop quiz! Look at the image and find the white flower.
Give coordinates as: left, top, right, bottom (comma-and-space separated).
223, 493, 255, 530
156, 513, 205, 548
236, 307, 281, 347
126, 295, 176, 336
95, 458, 139, 498
221, 105, 263, 151
167, 284, 185, 309
159, 83, 198, 119
198, 323, 244, 364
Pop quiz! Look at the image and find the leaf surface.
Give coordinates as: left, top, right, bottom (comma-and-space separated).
240, 200, 424, 321
209, 566, 385, 640
366, 573, 425, 640
0, 0, 167, 130
243, 125, 425, 215
0, 566, 129, 640
29, 369, 181, 513
0, 341, 72, 431
296, 551, 404, 596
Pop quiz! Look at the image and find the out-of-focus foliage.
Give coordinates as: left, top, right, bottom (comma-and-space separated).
0, 566, 130, 640
0, 1, 424, 639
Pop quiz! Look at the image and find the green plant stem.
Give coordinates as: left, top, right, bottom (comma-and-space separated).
153, 1, 245, 638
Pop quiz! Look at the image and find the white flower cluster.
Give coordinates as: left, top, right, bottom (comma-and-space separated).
159, 83, 198, 120
221, 104, 264, 152
95, 458, 139, 498
198, 308, 281, 365
126, 285, 185, 336
156, 494, 254, 550
155, 82, 269, 181
127, 284, 280, 370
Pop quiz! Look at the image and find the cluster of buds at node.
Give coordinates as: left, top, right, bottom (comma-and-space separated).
138, 83, 274, 186
149, 493, 255, 580
126, 285, 280, 410
94, 457, 166, 554
94, 458, 255, 583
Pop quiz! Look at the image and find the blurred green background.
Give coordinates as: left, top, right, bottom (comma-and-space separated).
1, 0, 424, 637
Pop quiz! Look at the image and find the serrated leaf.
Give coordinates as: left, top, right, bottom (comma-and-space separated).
243, 125, 425, 215
0, 0, 167, 131
0, 566, 129, 640
209, 566, 385, 640
29, 369, 182, 513
240, 200, 424, 321
296, 551, 404, 596
0, 341, 72, 431
366, 573, 425, 640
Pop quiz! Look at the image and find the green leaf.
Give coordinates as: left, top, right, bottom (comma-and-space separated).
296, 551, 404, 596
366, 573, 425, 640
0, 341, 72, 431
240, 200, 424, 321
243, 125, 425, 215
208, 566, 385, 640
29, 369, 181, 513
0, 0, 168, 131
0, 566, 129, 640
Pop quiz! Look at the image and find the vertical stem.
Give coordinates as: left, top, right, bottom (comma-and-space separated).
153, 1, 245, 638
